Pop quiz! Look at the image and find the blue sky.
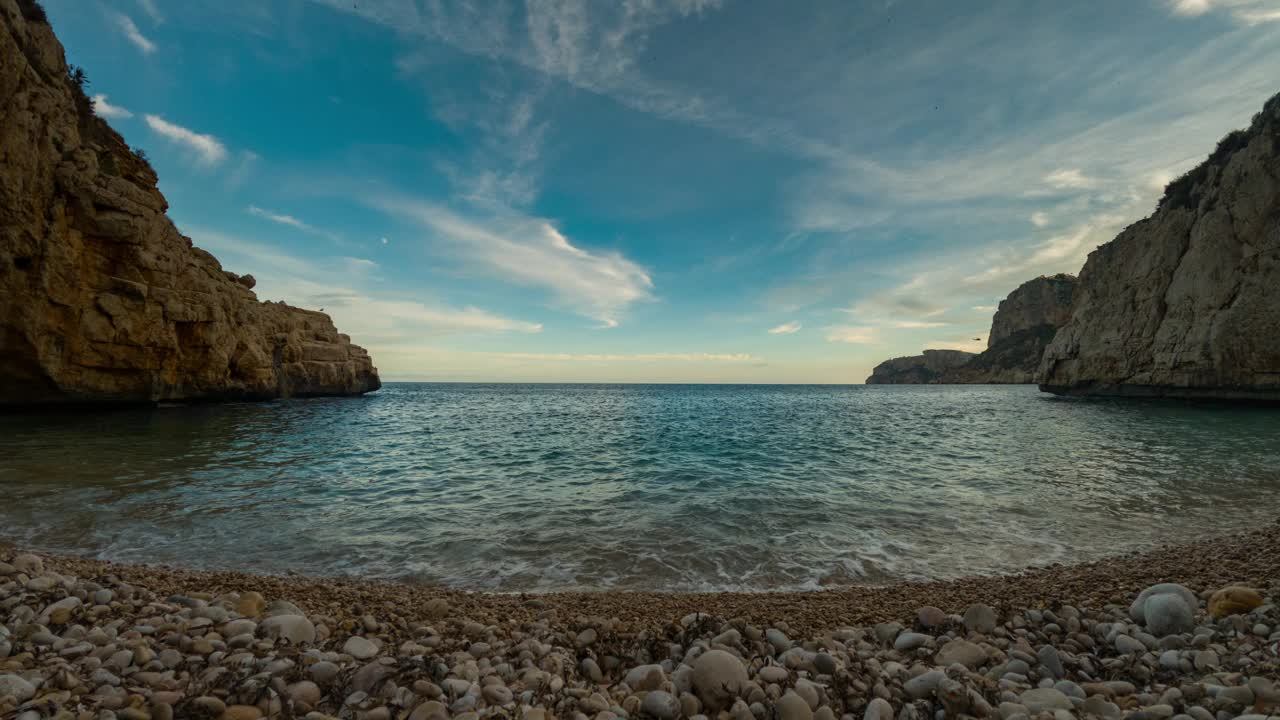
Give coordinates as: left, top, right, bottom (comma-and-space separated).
45, 0, 1280, 382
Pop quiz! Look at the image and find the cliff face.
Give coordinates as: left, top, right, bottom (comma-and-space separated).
865, 349, 975, 384
0, 0, 380, 405
1039, 93, 1280, 401
987, 274, 1076, 349
865, 275, 1077, 385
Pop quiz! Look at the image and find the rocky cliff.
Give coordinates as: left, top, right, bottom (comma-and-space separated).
865, 349, 975, 384
865, 275, 1077, 384
0, 0, 380, 405
1039, 92, 1280, 401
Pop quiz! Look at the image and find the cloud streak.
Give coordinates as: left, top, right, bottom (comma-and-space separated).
767, 321, 801, 335
246, 206, 343, 244
144, 115, 227, 165
92, 94, 133, 119
113, 13, 156, 54
372, 196, 653, 327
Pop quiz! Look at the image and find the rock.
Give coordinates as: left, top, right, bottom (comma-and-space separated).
1082, 695, 1121, 718
1115, 635, 1146, 654
904, 670, 945, 700
1018, 688, 1073, 713
1038, 92, 1280, 400
342, 636, 379, 660
0, 673, 36, 701
776, 691, 813, 720
893, 632, 930, 651
624, 664, 666, 692
813, 652, 838, 675
1144, 594, 1196, 637
0, 12, 379, 405
311, 661, 340, 684
963, 604, 998, 633
866, 349, 976, 384
1207, 586, 1264, 618
11, 553, 43, 575
224, 706, 263, 720
936, 639, 986, 668
692, 649, 747, 711
424, 599, 450, 619
641, 690, 680, 720
409, 701, 448, 720
236, 592, 265, 618
260, 614, 316, 644
1037, 645, 1064, 679
916, 606, 947, 628
863, 697, 894, 720
869, 275, 1077, 384
766, 628, 791, 653
288, 681, 322, 707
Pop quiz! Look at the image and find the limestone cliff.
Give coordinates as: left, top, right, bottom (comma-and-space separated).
1039, 92, 1280, 401
865, 275, 1076, 384
0, 0, 380, 405
865, 349, 975, 384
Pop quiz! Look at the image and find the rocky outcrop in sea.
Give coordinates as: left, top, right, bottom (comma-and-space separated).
1039, 92, 1280, 401
865, 350, 975, 385
0, 0, 379, 405
865, 275, 1077, 385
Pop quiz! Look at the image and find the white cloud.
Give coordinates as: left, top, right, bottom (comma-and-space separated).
135, 0, 163, 23
1168, 0, 1280, 22
489, 352, 758, 363
891, 320, 949, 329
825, 325, 879, 344
1030, 211, 1050, 228
247, 206, 343, 244
767, 320, 801, 335
972, 305, 997, 312
92, 94, 133, 119
113, 13, 155, 55
1043, 168, 1099, 190
144, 115, 227, 165
372, 196, 653, 327
190, 228, 543, 340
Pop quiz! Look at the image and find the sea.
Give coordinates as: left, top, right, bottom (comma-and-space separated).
2, 383, 1278, 592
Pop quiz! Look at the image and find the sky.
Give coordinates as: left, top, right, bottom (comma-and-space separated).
43, 0, 1280, 382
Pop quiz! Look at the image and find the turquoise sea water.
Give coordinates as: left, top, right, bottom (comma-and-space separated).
1, 383, 1278, 591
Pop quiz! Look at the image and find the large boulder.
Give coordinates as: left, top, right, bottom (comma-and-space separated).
0, 0, 379, 405
1039, 93, 1280, 400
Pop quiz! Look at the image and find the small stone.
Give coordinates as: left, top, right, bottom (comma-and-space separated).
235, 591, 265, 618
311, 661, 340, 684
963, 604, 998, 633
1037, 645, 1065, 679
260, 614, 316, 644
641, 690, 681, 720
813, 652, 838, 675
342, 636, 379, 660
864, 697, 894, 720
288, 680, 322, 707
1019, 688, 1073, 713
625, 664, 666, 692
191, 697, 226, 716
693, 649, 748, 711
575, 628, 597, 648
1144, 594, 1196, 637
424, 598, 450, 619
224, 706, 263, 720
482, 684, 513, 706
893, 632, 930, 651
766, 628, 791, 653
1208, 586, 1264, 618
11, 553, 44, 575
936, 639, 986, 668
0, 673, 36, 701
776, 691, 813, 720
916, 606, 947, 628
904, 670, 945, 700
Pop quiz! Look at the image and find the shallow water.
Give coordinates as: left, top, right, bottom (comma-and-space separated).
2, 383, 1278, 591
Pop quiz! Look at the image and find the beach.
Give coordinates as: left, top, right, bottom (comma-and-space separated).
2, 524, 1277, 719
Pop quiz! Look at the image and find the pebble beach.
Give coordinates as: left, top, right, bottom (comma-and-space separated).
2, 524, 1279, 720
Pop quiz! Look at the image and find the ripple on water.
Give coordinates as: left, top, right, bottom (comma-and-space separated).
2, 384, 1279, 591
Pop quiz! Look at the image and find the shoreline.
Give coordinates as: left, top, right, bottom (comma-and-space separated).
3, 522, 1279, 634
2, 525, 1278, 719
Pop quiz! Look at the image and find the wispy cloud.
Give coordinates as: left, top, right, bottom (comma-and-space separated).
144, 115, 227, 165
135, 0, 163, 24
1030, 211, 1049, 228
113, 13, 155, 55
1043, 168, 1100, 191
1168, 0, 1280, 23
825, 325, 879, 344
190, 228, 543, 340
92, 94, 132, 119
372, 196, 653, 327
767, 320, 802, 335
489, 352, 759, 363
247, 206, 343, 244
